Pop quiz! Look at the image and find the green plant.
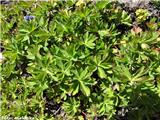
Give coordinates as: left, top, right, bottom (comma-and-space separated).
0, 0, 160, 119
136, 8, 150, 23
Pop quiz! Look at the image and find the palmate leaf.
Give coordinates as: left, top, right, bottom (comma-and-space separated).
115, 65, 151, 83
55, 60, 72, 80
2, 63, 15, 77
18, 29, 30, 33
58, 44, 77, 61
98, 30, 110, 37
121, 10, 132, 26
99, 63, 112, 69
26, 45, 42, 60
72, 82, 79, 96
131, 66, 151, 82
80, 81, 90, 96
90, 55, 111, 78
46, 70, 59, 82
79, 67, 89, 80
62, 98, 80, 116
85, 39, 95, 49
34, 81, 49, 97
74, 67, 88, 81
98, 67, 106, 79
96, 0, 110, 10
73, 67, 92, 96
83, 32, 97, 49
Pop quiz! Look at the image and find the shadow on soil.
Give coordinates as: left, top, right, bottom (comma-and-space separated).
116, 84, 160, 120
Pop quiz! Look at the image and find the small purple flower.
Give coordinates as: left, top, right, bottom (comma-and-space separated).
24, 15, 35, 21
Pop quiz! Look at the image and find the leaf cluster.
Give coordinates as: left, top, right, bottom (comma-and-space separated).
0, 0, 160, 119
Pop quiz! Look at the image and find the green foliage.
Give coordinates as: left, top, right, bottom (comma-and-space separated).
1, 0, 160, 119
136, 8, 150, 23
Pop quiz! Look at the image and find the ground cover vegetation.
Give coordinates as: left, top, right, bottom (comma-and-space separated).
0, 0, 160, 119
